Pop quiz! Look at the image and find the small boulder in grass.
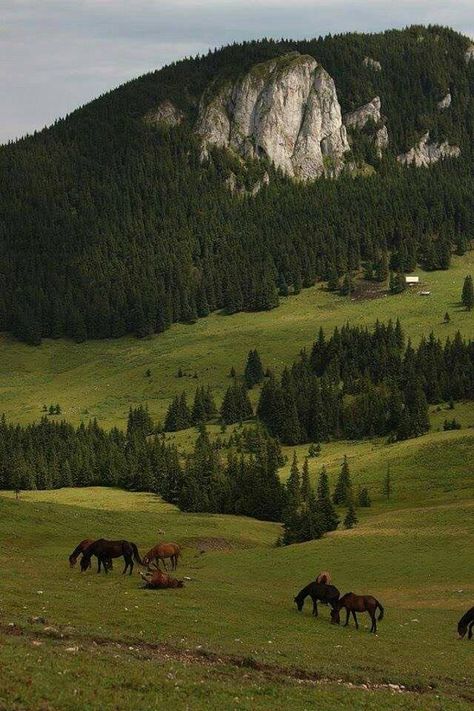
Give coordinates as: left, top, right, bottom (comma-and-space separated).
29, 616, 47, 625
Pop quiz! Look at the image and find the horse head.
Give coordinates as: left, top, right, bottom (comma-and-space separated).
69, 555, 77, 568
330, 608, 340, 625
294, 596, 304, 612
80, 555, 92, 572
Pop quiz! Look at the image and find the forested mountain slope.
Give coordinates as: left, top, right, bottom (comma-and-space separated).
0, 25, 473, 343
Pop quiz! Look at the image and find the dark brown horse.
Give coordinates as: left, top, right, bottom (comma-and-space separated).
143, 542, 181, 571
80, 539, 142, 575
458, 607, 474, 639
140, 569, 184, 589
69, 539, 113, 572
294, 582, 340, 617
331, 592, 384, 633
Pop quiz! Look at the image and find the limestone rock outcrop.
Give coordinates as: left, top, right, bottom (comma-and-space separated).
465, 45, 474, 63
196, 53, 349, 180
437, 92, 451, 110
363, 57, 382, 71
397, 132, 460, 167
344, 96, 382, 129
145, 100, 184, 127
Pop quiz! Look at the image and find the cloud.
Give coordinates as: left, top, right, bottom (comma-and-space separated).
0, 0, 473, 143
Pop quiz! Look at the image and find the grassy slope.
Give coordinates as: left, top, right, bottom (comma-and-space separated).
0, 254, 471, 430
0, 488, 473, 710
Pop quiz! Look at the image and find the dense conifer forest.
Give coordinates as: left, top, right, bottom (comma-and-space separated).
0, 26, 473, 343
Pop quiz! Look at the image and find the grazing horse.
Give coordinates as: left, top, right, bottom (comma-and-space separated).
80, 539, 142, 575
140, 569, 184, 589
458, 607, 474, 639
316, 571, 331, 585
294, 582, 340, 617
69, 539, 114, 572
143, 542, 181, 571
331, 592, 384, 633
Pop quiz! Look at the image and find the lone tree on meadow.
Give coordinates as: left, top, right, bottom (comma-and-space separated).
461, 275, 473, 311
344, 503, 358, 529
244, 349, 265, 388
333, 456, 353, 506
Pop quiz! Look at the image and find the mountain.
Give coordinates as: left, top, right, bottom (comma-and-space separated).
0, 25, 473, 344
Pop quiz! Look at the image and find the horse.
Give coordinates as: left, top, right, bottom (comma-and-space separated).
80, 539, 142, 575
143, 542, 181, 571
294, 582, 340, 617
458, 607, 474, 639
331, 592, 384, 633
316, 571, 331, 585
140, 569, 184, 589
69, 539, 113, 572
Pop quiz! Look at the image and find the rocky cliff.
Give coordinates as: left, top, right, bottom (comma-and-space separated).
397, 131, 460, 167
196, 53, 349, 180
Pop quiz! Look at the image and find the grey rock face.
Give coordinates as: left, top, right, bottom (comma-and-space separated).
144, 100, 184, 127
363, 57, 382, 71
437, 92, 451, 110
196, 53, 349, 180
465, 45, 474, 63
374, 126, 389, 157
397, 132, 460, 167
344, 96, 381, 129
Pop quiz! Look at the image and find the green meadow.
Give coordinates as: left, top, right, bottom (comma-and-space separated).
0, 254, 471, 430
0, 485, 473, 710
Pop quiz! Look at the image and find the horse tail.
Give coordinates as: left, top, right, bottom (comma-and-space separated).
377, 601, 384, 620
131, 542, 142, 565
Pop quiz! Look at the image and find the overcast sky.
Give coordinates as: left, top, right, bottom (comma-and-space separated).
1, 0, 473, 144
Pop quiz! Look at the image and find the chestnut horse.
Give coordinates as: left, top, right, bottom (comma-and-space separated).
316, 571, 331, 585
140, 569, 184, 589
294, 582, 340, 617
80, 539, 142, 575
143, 542, 181, 571
458, 607, 474, 639
331, 592, 384, 633
69, 539, 113, 571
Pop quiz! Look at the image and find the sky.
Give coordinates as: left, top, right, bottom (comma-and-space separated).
1, 0, 473, 144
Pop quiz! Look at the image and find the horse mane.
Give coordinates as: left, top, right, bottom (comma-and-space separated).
458, 606, 474, 627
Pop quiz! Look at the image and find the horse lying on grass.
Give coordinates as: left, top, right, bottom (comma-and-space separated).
294, 582, 340, 617
142, 542, 181, 571
140, 569, 184, 589
458, 607, 474, 640
80, 539, 142, 575
331, 592, 384, 634
69, 539, 113, 571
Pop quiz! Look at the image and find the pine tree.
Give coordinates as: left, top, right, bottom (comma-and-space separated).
316, 466, 339, 531
333, 455, 353, 506
461, 275, 473, 311
244, 349, 265, 388
344, 503, 358, 529
358, 486, 371, 507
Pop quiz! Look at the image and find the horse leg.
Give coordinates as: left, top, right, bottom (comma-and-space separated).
312, 599, 318, 617
122, 556, 128, 575
162, 558, 168, 571
352, 611, 358, 629
468, 621, 473, 640
344, 608, 350, 626
129, 557, 134, 576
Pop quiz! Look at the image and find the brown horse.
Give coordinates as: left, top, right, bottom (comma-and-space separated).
331, 592, 384, 633
140, 569, 184, 589
143, 542, 181, 571
80, 539, 142, 575
69, 539, 113, 572
294, 582, 340, 617
458, 607, 474, 639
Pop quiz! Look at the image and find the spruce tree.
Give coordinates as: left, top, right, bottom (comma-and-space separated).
316, 466, 339, 531
358, 486, 371, 507
461, 275, 473, 311
333, 456, 353, 506
244, 349, 265, 388
344, 503, 358, 529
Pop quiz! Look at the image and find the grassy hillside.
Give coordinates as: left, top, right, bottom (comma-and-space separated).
0, 487, 473, 710
0, 253, 472, 430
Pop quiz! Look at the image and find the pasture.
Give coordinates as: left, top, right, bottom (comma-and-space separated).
0, 253, 471, 430
1, 486, 473, 710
